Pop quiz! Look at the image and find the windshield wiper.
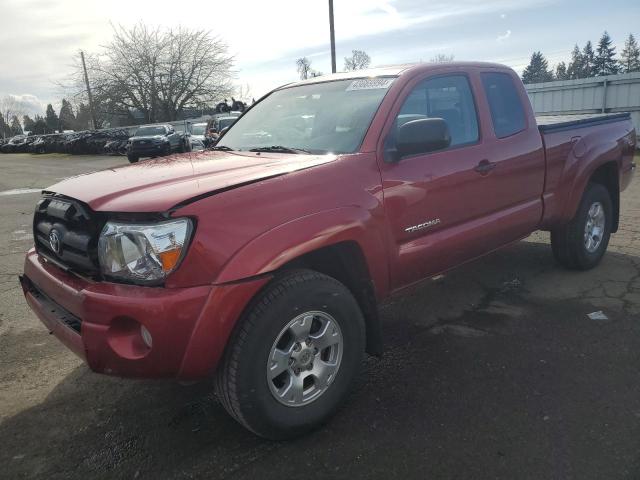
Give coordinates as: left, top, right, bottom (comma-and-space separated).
210, 145, 234, 151
248, 145, 312, 154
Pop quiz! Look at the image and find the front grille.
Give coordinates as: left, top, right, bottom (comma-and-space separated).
33, 194, 105, 276
133, 139, 155, 147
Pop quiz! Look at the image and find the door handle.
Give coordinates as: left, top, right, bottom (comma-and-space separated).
474, 160, 496, 175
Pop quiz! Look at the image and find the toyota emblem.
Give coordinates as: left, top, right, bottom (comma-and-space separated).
49, 230, 61, 255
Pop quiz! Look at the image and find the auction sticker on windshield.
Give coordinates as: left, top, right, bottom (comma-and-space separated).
346, 78, 395, 91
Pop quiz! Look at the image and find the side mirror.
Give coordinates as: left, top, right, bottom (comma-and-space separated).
396, 118, 451, 158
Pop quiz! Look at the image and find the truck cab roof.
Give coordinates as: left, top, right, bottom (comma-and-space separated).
284, 62, 512, 89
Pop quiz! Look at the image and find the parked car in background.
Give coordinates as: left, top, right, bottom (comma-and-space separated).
189, 137, 206, 151
208, 115, 238, 135
189, 122, 208, 142
187, 122, 208, 150
28, 136, 46, 154
20, 62, 636, 440
126, 124, 185, 163
104, 139, 128, 156
0, 135, 28, 153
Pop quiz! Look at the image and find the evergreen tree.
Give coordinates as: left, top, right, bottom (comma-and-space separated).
58, 99, 76, 131
567, 44, 584, 79
45, 104, 59, 132
32, 115, 48, 135
522, 51, 553, 84
23, 115, 35, 133
594, 31, 619, 76
0, 113, 11, 138
10, 115, 23, 135
582, 41, 597, 77
75, 103, 92, 130
620, 33, 640, 73
554, 62, 569, 80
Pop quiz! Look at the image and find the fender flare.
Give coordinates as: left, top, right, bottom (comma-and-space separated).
560, 138, 622, 224
215, 206, 390, 298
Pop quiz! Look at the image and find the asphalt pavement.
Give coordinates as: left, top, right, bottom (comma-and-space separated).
1, 152, 639, 479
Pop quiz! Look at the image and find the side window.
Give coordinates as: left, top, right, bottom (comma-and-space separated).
395, 75, 479, 147
481, 73, 526, 138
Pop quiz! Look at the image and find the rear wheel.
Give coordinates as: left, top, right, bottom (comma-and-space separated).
551, 182, 613, 270
215, 270, 365, 439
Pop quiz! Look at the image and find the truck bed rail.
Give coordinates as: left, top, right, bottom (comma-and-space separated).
536, 112, 631, 133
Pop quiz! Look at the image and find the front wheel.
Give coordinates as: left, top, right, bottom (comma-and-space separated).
551, 182, 613, 270
127, 153, 139, 163
215, 270, 365, 439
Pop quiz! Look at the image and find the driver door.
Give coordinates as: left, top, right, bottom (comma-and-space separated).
380, 74, 502, 289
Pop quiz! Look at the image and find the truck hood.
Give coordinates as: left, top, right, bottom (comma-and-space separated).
129, 135, 166, 141
44, 150, 337, 212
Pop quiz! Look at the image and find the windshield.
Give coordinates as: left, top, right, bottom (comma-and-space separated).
191, 124, 207, 136
135, 126, 167, 136
217, 77, 395, 154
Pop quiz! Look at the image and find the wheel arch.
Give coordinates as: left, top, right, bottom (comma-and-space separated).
274, 242, 383, 356
562, 140, 622, 231
215, 208, 390, 356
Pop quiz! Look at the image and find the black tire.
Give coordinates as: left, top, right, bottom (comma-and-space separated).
551, 182, 613, 270
215, 269, 365, 440
127, 153, 139, 163
161, 144, 171, 156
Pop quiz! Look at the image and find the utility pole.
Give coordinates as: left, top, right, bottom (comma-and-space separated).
328, 0, 337, 73
80, 51, 98, 130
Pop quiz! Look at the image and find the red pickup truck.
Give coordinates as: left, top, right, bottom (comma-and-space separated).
21, 62, 636, 439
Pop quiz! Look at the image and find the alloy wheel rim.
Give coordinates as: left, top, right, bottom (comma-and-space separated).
266, 311, 343, 407
584, 201, 605, 253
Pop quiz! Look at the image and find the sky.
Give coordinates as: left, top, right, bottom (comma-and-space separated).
0, 0, 638, 116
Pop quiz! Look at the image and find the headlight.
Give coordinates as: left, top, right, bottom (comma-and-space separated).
98, 218, 193, 284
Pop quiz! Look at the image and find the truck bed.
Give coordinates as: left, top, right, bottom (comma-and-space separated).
536, 112, 631, 133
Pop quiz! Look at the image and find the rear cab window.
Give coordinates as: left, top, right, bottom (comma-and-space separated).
392, 75, 479, 149
481, 73, 526, 138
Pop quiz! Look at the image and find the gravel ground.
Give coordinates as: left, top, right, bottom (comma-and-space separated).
1, 152, 639, 479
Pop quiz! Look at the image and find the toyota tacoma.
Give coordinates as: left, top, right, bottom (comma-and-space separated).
20, 63, 636, 439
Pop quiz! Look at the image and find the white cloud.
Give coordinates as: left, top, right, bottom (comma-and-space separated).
0, 0, 561, 104
497, 30, 512, 42
1, 94, 46, 117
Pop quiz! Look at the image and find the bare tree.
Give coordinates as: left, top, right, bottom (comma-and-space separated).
64, 23, 234, 123
0, 96, 25, 127
344, 50, 371, 71
296, 57, 312, 80
430, 54, 455, 63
